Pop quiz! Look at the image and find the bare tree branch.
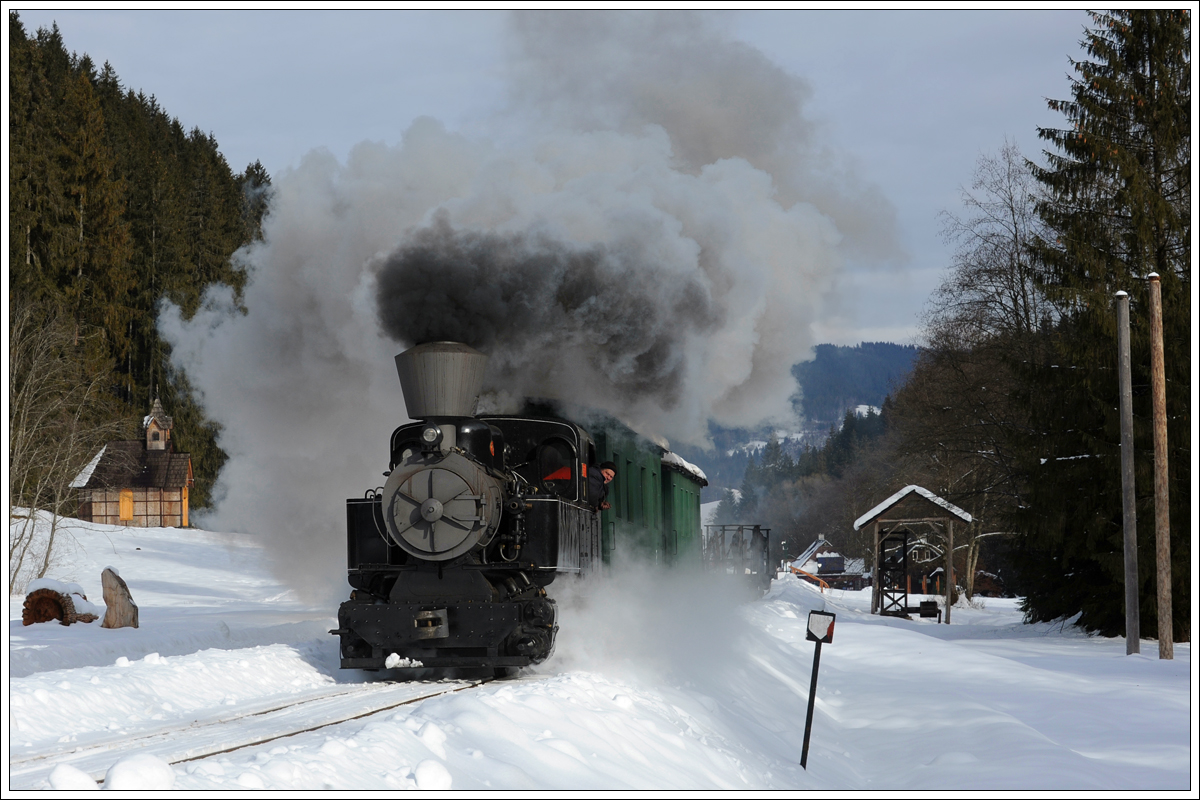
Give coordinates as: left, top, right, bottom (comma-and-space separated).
8, 299, 135, 593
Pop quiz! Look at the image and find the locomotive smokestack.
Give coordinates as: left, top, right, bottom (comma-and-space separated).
395, 341, 488, 419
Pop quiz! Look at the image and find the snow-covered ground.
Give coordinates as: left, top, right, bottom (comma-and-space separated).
6, 512, 1193, 790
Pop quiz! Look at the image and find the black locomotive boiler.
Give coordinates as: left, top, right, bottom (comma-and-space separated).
334, 341, 603, 673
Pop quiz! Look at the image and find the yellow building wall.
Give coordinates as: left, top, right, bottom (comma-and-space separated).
82, 488, 186, 528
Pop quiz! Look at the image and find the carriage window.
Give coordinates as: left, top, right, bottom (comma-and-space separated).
538, 439, 577, 499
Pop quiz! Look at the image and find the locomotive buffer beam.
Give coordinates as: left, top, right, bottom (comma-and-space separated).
338, 597, 556, 670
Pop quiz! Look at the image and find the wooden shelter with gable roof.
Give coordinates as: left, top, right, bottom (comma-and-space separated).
72, 399, 194, 528
853, 485, 972, 624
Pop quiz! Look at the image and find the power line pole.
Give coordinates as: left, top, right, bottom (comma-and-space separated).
1115, 291, 1139, 654
1147, 274, 1172, 660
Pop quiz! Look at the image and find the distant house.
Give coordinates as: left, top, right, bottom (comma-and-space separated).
71, 399, 194, 528
791, 535, 867, 590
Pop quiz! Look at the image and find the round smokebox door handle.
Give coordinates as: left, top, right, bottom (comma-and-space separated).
420, 498, 444, 522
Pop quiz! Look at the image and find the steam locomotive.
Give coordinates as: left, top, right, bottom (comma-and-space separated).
333, 342, 707, 674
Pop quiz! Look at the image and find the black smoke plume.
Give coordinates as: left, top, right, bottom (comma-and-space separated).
376, 213, 721, 409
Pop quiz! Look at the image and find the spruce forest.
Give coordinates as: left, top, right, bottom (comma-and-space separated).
9, 14, 270, 512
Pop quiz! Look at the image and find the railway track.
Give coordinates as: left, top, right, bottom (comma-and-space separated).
9, 678, 490, 789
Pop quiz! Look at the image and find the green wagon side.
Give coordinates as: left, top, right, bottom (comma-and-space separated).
592, 424, 707, 567
662, 465, 704, 567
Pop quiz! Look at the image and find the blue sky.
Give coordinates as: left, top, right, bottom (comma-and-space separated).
10, 8, 1089, 346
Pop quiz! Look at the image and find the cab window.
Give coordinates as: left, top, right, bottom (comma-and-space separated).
538, 438, 577, 499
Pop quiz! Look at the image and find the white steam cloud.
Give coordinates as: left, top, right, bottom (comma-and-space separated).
543, 558, 751, 685
160, 12, 897, 597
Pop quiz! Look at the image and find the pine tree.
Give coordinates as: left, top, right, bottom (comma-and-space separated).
239, 160, 272, 243
759, 436, 785, 472
9, 19, 67, 305
736, 452, 759, 518
1035, 11, 1188, 296
713, 488, 740, 524
57, 67, 133, 352
1016, 11, 1190, 637
8, 13, 37, 279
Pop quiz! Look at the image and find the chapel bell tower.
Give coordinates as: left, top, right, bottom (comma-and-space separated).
145, 398, 173, 451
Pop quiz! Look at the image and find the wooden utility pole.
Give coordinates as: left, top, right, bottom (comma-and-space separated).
944, 519, 953, 625
1116, 291, 1139, 654
871, 521, 880, 614
1148, 274, 1172, 659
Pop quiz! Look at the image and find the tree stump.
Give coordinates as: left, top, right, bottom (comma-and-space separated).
21, 588, 98, 626
101, 567, 139, 629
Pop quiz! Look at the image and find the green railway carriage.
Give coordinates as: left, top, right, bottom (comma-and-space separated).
593, 425, 707, 567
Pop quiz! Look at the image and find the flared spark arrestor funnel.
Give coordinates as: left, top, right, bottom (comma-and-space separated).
395, 342, 488, 419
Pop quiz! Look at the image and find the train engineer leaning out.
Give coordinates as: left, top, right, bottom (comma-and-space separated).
588, 461, 617, 513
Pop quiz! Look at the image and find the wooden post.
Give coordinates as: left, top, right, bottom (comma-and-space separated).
871, 521, 880, 614
1116, 291, 1140, 654
1148, 274, 1172, 659
944, 519, 952, 624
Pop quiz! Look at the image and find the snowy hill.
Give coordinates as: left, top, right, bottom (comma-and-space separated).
7, 512, 1191, 790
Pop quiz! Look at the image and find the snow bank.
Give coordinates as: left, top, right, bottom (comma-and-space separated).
10, 512, 331, 677
10, 643, 339, 750
104, 754, 176, 790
